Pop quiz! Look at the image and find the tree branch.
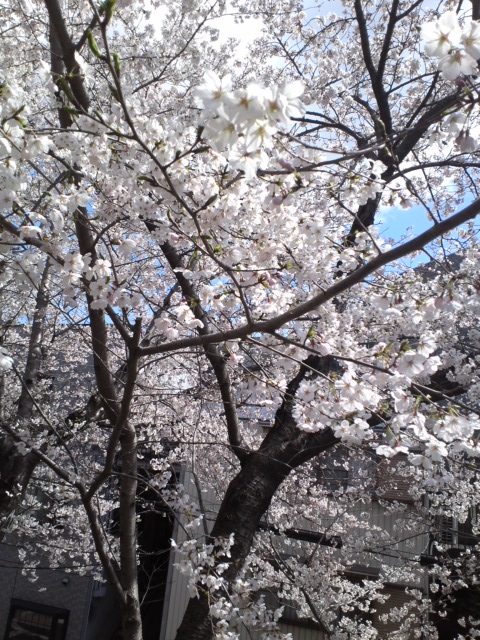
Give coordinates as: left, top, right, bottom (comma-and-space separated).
142, 197, 480, 357
158, 239, 247, 462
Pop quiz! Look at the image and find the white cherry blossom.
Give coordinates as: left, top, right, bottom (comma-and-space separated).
438, 48, 477, 79
0, 347, 13, 372
424, 439, 449, 461
195, 70, 234, 112
1, 4, 480, 639
421, 11, 461, 57
461, 20, 480, 59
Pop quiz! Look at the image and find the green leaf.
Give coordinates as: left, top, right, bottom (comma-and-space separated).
62, 105, 80, 116
113, 52, 121, 77
203, 195, 217, 207
108, 83, 120, 101
87, 29, 102, 59
57, 77, 76, 103
104, 0, 116, 24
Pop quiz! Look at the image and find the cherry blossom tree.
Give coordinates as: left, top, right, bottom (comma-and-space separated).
0, 0, 480, 639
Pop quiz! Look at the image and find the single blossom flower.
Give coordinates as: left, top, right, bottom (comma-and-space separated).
244, 118, 276, 152
396, 351, 426, 377
0, 347, 13, 372
204, 116, 238, 151
445, 112, 467, 134
64, 252, 84, 273
421, 11, 462, 57
19, 225, 43, 240
410, 454, 433, 470
92, 258, 112, 279
228, 84, 265, 124
424, 439, 448, 461
461, 20, 480, 59
263, 80, 305, 125
195, 70, 233, 112
118, 238, 137, 258
376, 444, 409, 458
438, 48, 477, 80
228, 143, 268, 179
455, 130, 478, 153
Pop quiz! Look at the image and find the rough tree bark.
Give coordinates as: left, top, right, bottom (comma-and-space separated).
174, 357, 340, 640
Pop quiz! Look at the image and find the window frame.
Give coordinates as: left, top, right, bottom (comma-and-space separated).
3, 598, 69, 640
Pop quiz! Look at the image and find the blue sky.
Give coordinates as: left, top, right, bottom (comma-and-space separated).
378, 205, 432, 242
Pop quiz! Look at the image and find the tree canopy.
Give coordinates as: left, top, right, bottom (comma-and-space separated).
0, 0, 480, 639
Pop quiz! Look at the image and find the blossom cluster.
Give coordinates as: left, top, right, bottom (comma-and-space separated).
292, 368, 379, 443
341, 159, 386, 208
421, 11, 480, 80
194, 71, 305, 178
0, 346, 13, 373
173, 534, 289, 639
172, 534, 235, 597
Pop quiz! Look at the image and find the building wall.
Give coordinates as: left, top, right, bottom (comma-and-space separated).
0, 540, 92, 640
160, 471, 217, 640
85, 579, 122, 640
160, 473, 329, 640
373, 584, 422, 638
159, 469, 428, 640
327, 500, 428, 577
240, 624, 325, 640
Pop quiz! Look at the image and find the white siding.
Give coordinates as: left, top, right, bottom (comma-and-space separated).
160, 471, 218, 640
160, 471, 428, 639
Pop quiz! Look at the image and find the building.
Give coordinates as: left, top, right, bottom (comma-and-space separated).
0, 443, 477, 639
0, 538, 120, 640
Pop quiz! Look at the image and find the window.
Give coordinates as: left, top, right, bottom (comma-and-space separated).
375, 453, 415, 503
436, 507, 479, 548
319, 445, 417, 503
317, 447, 351, 493
322, 456, 350, 492
4, 599, 69, 640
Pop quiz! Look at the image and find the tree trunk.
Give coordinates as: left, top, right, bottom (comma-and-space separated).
43, 7, 143, 637
174, 452, 290, 640
118, 420, 142, 640
0, 260, 51, 520
17, 259, 51, 418
174, 357, 340, 640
